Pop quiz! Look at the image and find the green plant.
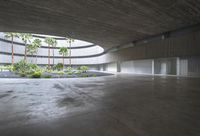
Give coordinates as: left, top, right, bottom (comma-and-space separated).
78, 66, 89, 73
66, 66, 73, 72
19, 33, 32, 61
44, 37, 57, 67
58, 71, 65, 75
75, 70, 82, 75
13, 60, 31, 73
59, 47, 68, 66
4, 32, 20, 64
92, 74, 97, 77
13, 60, 40, 76
31, 71, 42, 78
0, 65, 14, 71
67, 71, 73, 75
27, 39, 42, 63
52, 40, 57, 65
66, 38, 74, 67
53, 63, 64, 71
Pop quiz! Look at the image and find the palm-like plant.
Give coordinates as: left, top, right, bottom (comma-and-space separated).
44, 37, 56, 67
66, 38, 74, 67
19, 33, 32, 61
52, 39, 57, 65
59, 47, 68, 66
4, 32, 20, 64
27, 39, 42, 63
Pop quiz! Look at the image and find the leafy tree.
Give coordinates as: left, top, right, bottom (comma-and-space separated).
44, 37, 56, 67
4, 32, 20, 64
27, 39, 42, 63
66, 38, 74, 67
59, 47, 68, 66
19, 33, 32, 61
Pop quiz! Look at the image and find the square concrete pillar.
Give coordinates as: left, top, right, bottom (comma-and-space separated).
117, 61, 121, 72
152, 59, 154, 75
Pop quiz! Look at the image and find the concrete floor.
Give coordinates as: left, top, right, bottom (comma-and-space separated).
0, 74, 200, 136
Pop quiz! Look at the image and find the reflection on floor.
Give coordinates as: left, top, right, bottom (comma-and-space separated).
0, 74, 200, 136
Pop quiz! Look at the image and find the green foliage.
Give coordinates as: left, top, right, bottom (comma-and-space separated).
13, 60, 40, 76
74, 70, 82, 75
67, 71, 73, 75
19, 33, 32, 44
13, 60, 31, 74
4, 32, 20, 39
66, 38, 74, 43
58, 71, 65, 75
27, 39, 42, 55
78, 66, 89, 73
44, 37, 56, 46
31, 71, 42, 78
92, 74, 97, 77
66, 67, 73, 72
19, 72, 26, 77
59, 47, 68, 56
53, 63, 64, 71
0, 65, 14, 71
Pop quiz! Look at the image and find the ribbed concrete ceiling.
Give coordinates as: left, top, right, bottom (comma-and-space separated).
0, 0, 200, 49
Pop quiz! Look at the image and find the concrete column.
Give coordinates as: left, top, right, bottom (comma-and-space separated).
152, 59, 154, 75
117, 61, 121, 72
103, 64, 106, 71
176, 57, 180, 76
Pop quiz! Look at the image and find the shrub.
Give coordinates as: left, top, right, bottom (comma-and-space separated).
29, 63, 38, 70
13, 60, 42, 77
53, 63, 63, 71
13, 60, 29, 73
0, 65, 14, 71
31, 71, 42, 78
67, 71, 73, 75
75, 70, 82, 75
19, 72, 26, 77
78, 66, 89, 73
66, 67, 73, 72
13, 60, 43, 77
58, 71, 65, 75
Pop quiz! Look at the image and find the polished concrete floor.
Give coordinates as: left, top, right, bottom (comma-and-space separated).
0, 74, 200, 136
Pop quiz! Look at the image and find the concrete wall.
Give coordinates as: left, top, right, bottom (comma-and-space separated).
105, 63, 117, 72
102, 57, 200, 77
154, 58, 177, 75
179, 56, 200, 77
120, 59, 152, 74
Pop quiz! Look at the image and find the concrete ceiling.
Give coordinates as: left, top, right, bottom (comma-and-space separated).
0, 0, 200, 49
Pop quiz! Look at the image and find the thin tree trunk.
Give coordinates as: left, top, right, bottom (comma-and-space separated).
63, 55, 64, 66
48, 45, 50, 67
35, 54, 37, 64
24, 43, 27, 61
11, 36, 14, 65
53, 48, 54, 65
31, 55, 33, 63
69, 41, 71, 67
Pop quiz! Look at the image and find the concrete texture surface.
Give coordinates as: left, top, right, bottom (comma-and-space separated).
0, 74, 200, 136
1, 0, 200, 48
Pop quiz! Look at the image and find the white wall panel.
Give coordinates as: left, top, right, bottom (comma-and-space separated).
121, 59, 152, 74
